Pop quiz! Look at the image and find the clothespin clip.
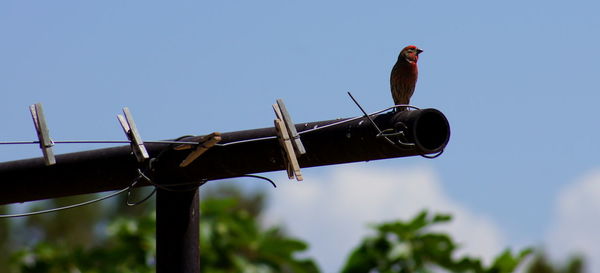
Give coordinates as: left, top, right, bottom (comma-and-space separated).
117, 107, 149, 163
29, 103, 56, 166
273, 99, 303, 181
276, 99, 306, 155
174, 132, 222, 167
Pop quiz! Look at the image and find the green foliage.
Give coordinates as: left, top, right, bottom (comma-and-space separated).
9, 188, 318, 273
10, 213, 156, 273
4, 187, 584, 273
0, 206, 12, 273
199, 197, 319, 273
340, 211, 532, 273
526, 253, 584, 273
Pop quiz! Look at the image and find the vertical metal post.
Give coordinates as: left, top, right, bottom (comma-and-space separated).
156, 187, 200, 273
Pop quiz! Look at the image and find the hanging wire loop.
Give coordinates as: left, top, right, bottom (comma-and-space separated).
346, 92, 419, 149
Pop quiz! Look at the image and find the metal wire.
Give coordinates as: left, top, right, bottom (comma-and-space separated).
347, 92, 397, 146
420, 149, 444, 159
213, 135, 277, 147
347, 92, 386, 133
0, 141, 46, 145
296, 104, 418, 135
347, 92, 419, 149
137, 168, 208, 192
345, 93, 447, 159
0, 101, 440, 159
0, 186, 131, 219
0, 164, 170, 218
212, 104, 419, 148
0, 104, 417, 150
0, 140, 200, 145
240, 174, 277, 188
126, 176, 157, 206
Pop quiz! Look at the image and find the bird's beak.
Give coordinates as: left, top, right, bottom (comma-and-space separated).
417, 48, 423, 55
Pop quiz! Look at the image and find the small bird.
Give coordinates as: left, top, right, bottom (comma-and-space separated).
390, 45, 423, 111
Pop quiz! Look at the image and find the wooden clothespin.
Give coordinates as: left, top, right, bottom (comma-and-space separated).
276, 99, 306, 155
117, 107, 149, 163
273, 101, 303, 181
29, 103, 56, 166
174, 132, 222, 167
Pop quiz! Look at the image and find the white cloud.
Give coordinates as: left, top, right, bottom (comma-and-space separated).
265, 164, 506, 272
547, 169, 600, 272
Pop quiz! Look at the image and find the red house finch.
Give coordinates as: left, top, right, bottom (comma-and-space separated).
390, 45, 423, 111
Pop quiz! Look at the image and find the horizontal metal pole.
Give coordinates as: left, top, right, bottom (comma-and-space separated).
0, 109, 450, 205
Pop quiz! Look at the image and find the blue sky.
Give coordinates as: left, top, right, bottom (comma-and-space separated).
2, 0, 600, 272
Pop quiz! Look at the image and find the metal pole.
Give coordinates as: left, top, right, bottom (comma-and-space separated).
0, 109, 450, 205
156, 187, 200, 273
